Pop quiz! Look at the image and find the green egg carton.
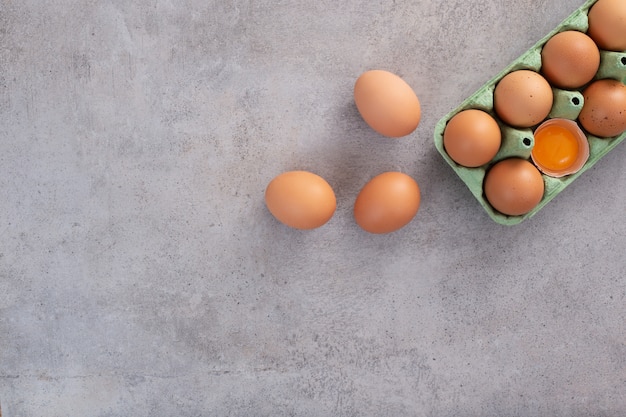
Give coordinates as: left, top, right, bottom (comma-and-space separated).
434, 0, 626, 225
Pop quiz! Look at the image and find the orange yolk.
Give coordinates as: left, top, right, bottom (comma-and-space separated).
532, 124, 579, 171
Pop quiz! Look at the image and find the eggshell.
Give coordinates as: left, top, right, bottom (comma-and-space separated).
579, 79, 626, 137
265, 171, 336, 230
588, 0, 626, 51
443, 109, 502, 167
541, 31, 600, 89
494, 70, 553, 128
354, 70, 421, 138
530, 118, 590, 178
484, 158, 544, 216
354, 172, 420, 234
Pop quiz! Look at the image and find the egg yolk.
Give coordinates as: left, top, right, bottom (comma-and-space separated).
532, 124, 579, 171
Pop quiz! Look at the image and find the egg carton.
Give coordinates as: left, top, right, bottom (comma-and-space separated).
433, 0, 626, 225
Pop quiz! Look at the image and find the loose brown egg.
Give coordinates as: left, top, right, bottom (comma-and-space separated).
579, 79, 626, 137
265, 171, 336, 230
541, 31, 600, 89
484, 158, 545, 216
588, 0, 626, 52
443, 109, 502, 167
494, 70, 553, 128
354, 172, 420, 234
354, 70, 421, 138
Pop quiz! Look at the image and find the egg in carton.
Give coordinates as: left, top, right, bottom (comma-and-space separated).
434, 0, 626, 225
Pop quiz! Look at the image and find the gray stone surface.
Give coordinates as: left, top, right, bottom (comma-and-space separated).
1, 0, 625, 416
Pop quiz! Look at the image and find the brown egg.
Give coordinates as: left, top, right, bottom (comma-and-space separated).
484, 158, 544, 216
579, 79, 626, 137
541, 31, 600, 89
354, 70, 421, 138
494, 70, 553, 128
443, 109, 502, 167
588, 0, 626, 51
354, 172, 420, 234
265, 171, 336, 230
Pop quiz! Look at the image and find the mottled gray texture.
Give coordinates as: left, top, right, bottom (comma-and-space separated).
1, 0, 625, 416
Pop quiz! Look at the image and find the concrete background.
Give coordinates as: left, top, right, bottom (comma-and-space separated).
1, 0, 625, 416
